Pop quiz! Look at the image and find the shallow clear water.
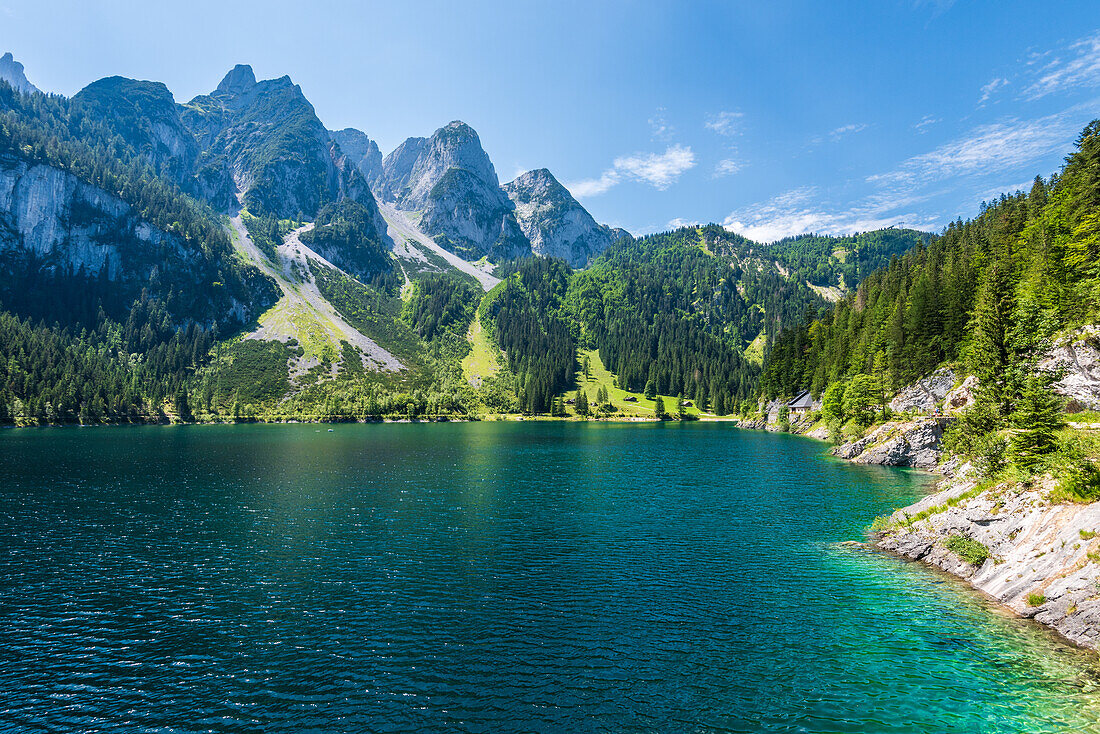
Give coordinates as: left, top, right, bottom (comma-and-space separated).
1, 422, 1099, 732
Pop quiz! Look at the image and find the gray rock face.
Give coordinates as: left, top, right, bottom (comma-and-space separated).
1041, 327, 1100, 411
503, 169, 612, 267
181, 65, 387, 228
330, 128, 383, 186
0, 52, 40, 95
215, 64, 257, 96
889, 367, 956, 414
73, 76, 235, 208
833, 418, 944, 469
877, 475, 1100, 651
0, 153, 272, 323
944, 375, 979, 413
376, 137, 427, 202
375, 122, 530, 261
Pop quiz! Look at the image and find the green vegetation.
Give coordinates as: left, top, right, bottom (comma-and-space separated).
300, 201, 395, 284
762, 121, 1100, 487
1027, 593, 1047, 607
945, 534, 991, 566
768, 228, 932, 288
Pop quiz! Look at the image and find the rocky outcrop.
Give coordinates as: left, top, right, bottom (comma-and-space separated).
503, 169, 612, 267
877, 474, 1100, 651
375, 121, 531, 261
889, 367, 956, 413
330, 128, 383, 186
180, 65, 386, 224
0, 52, 40, 95
944, 375, 979, 413
0, 153, 275, 324
833, 417, 945, 469
1041, 326, 1100, 412
73, 76, 235, 209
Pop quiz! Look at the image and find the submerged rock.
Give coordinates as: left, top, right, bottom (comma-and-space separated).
877, 475, 1100, 650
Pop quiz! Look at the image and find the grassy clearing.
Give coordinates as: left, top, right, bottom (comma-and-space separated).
744, 330, 767, 367
564, 349, 704, 419
461, 317, 500, 386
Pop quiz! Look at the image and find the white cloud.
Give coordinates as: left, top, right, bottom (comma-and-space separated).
668, 217, 699, 230
979, 77, 1009, 104
714, 158, 742, 177
649, 107, 674, 142
722, 187, 936, 243
914, 114, 941, 133
566, 144, 697, 197
615, 145, 696, 189
810, 123, 868, 145
1025, 31, 1100, 100
705, 111, 743, 136
566, 170, 621, 198
868, 108, 1086, 188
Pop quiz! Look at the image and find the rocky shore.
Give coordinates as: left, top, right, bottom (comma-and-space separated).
743, 349, 1100, 651
875, 473, 1100, 651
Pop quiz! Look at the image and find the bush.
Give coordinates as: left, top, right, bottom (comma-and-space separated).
1052, 460, 1100, 503
974, 432, 1008, 476
944, 534, 991, 565
1027, 593, 1047, 606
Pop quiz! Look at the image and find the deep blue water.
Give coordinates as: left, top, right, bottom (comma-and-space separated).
1, 422, 1098, 732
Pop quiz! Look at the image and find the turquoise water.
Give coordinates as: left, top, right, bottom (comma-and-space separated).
1, 422, 1099, 732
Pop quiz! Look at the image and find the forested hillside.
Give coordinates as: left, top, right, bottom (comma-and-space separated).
760, 121, 1100, 479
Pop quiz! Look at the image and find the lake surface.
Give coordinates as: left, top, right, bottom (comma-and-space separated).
1, 422, 1099, 732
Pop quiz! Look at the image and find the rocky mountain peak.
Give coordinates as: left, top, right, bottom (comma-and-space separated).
503, 167, 613, 267
0, 52, 41, 95
215, 64, 257, 96
330, 128, 383, 185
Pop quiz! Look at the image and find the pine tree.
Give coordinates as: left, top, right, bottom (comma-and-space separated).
644, 379, 656, 399
1010, 373, 1064, 471
676, 393, 686, 420
653, 395, 666, 419
576, 389, 589, 416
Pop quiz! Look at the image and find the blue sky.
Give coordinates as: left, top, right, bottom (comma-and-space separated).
4, 0, 1100, 239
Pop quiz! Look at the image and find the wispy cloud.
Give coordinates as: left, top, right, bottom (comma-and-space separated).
1024, 31, 1100, 100
649, 107, 674, 142
566, 145, 697, 197
722, 187, 935, 243
914, 114, 941, 133
868, 108, 1086, 187
714, 158, 742, 177
704, 111, 743, 136
913, 0, 955, 16
668, 217, 700, 230
979, 77, 1009, 104
812, 123, 867, 144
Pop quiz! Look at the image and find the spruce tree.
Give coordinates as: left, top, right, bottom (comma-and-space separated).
576, 390, 589, 416
653, 395, 666, 419
1010, 373, 1064, 471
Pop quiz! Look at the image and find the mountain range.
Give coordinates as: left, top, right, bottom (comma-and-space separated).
0, 53, 933, 424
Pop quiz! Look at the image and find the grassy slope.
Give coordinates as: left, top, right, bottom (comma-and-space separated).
461, 317, 500, 385
563, 349, 704, 419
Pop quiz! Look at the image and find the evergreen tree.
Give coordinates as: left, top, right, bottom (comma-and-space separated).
644, 379, 656, 399
1010, 373, 1064, 470
653, 395, 666, 419
576, 389, 589, 417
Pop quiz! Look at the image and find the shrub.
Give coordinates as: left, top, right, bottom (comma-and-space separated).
1051, 460, 1100, 504
1027, 593, 1047, 606
944, 534, 991, 565
1080, 529, 1098, 540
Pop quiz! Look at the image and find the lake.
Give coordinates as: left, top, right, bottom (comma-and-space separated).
1, 422, 1098, 732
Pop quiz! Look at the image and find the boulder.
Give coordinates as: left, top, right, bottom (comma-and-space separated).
1040, 327, 1100, 411
889, 367, 956, 414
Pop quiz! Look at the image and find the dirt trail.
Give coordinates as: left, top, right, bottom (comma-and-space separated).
229, 213, 403, 373
379, 202, 501, 291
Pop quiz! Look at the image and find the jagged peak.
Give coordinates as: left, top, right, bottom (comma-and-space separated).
0, 51, 41, 95
215, 64, 257, 95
